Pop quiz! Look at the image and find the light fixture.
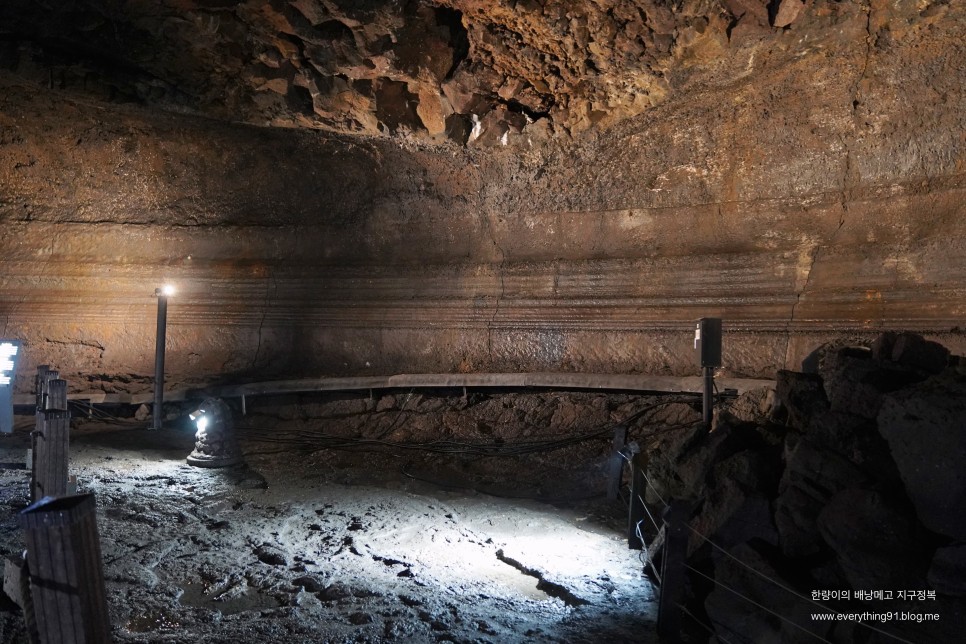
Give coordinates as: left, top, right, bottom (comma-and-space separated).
0, 340, 20, 434
0, 341, 18, 386
161, 284, 176, 297
187, 398, 244, 468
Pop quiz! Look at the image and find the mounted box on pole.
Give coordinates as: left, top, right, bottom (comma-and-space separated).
694, 318, 722, 429
694, 318, 722, 368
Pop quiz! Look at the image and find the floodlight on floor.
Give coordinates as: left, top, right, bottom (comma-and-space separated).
187, 398, 244, 468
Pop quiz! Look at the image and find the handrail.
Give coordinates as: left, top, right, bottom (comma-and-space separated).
12, 372, 773, 406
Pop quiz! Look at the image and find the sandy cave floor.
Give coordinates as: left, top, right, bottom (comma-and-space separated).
0, 390, 671, 643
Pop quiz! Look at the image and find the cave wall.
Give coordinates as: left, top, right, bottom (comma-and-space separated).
1, 0, 965, 392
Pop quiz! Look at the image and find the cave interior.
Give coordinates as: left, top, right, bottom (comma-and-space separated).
0, 0, 965, 642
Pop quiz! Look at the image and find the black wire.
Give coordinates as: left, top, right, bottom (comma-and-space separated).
67, 400, 139, 424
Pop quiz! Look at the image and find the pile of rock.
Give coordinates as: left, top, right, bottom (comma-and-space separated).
645, 333, 966, 643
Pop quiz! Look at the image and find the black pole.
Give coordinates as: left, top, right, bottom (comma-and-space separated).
152, 289, 168, 430
702, 366, 714, 429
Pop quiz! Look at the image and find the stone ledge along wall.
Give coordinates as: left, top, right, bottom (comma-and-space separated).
0, 0, 965, 392
645, 333, 966, 643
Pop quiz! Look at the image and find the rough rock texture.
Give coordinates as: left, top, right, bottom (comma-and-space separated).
643, 334, 966, 642
817, 487, 925, 591
928, 545, 966, 597
703, 542, 828, 644
878, 373, 966, 540
0, 0, 965, 390
0, 0, 732, 140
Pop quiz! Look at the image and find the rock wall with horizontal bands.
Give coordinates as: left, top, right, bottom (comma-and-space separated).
1, 0, 965, 392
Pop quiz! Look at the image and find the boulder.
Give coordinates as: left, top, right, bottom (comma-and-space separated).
820, 348, 924, 420
693, 490, 778, 555
774, 437, 868, 558
774, 370, 827, 431
890, 333, 950, 374
704, 542, 831, 644
772, 0, 805, 28
817, 488, 925, 591
803, 409, 903, 490
719, 386, 778, 425
928, 545, 966, 596
878, 374, 966, 539
644, 421, 714, 503
646, 421, 771, 504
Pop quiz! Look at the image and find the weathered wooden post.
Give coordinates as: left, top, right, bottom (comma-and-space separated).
19, 494, 111, 644
657, 501, 690, 643
627, 449, 647, 549
31, 376, 70, 503
606, 424, 627, 501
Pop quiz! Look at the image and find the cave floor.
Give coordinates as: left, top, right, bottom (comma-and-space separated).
0, 405, 660, 643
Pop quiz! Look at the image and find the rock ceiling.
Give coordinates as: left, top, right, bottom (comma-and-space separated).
1, 0, 964, 387
0, 0, 828, 144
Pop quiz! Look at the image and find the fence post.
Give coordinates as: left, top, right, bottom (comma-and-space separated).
627, 450, 647, 549
657, 501, 690, 642
19, 493, 111, 644
606, 424, 627, 501
31, 378, 70, 503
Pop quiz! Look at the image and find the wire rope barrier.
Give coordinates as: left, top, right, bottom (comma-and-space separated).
619, 442, 920, 644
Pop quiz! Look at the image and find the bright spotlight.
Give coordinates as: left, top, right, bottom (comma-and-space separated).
189, 409, 208, 432
162, 284, 175, 297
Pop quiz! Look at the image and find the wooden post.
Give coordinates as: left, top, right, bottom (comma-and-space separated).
627, 451, 646, 549
19, 494, 111, 644
606, 424, 627, 501
35, 366, 57, 412
31, 378, 70, 503
46, 378, 67, 412
32, 409, 70, 502
657, 501, 690, 643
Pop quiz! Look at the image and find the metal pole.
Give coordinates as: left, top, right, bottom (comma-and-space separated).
702, 366, 714, 429
152, 289, 168, 430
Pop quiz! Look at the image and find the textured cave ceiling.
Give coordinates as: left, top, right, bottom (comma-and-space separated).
1, 0, 818, 141
0, 0, 964, 390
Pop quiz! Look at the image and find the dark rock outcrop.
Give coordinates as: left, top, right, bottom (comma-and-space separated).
928, 545, 966, 597
817, 488, 925, 591
645, 334, 966, 643
878, 374, 966, 540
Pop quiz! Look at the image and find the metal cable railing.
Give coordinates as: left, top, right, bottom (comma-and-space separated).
614, 438, 918, 644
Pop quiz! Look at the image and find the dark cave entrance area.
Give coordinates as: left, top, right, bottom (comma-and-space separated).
1, 388, 691, 643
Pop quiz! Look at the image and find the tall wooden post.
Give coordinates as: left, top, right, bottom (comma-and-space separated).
657, 501, 690, 643
31, 377, 70, 503
606, 424, 627, 501
627, 451, 647, 549
19, 494, 111, 644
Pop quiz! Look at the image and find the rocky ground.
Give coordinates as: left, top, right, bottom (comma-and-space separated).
0, 390, 691, 643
